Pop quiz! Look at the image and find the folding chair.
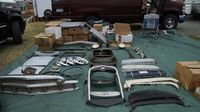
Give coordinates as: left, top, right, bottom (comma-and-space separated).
142, 14, 159, 39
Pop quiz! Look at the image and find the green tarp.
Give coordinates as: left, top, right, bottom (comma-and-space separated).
0, 32, 200, 112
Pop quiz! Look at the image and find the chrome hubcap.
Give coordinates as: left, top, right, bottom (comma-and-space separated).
165, 18, 175, 29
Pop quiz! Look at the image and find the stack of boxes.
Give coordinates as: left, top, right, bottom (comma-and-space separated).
175, 61, 200, 100
34, 21, 63, 51
62, 27, 89, 42
34, 21, 89, 51
34, 33, 55, 51
45, 26, 62, 45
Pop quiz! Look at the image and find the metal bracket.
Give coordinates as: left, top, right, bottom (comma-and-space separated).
122, 65, 160, 72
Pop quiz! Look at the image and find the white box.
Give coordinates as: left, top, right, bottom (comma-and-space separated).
115, 33, 133, 43
45, 27, 62, 39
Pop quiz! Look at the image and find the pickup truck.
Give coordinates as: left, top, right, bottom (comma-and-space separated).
0, 1, 26, 44
33, 0, 186, 29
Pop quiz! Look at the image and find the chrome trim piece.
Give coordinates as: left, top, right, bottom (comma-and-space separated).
81, 23, 107, 44
122, 65, 160, 72
64, 41, 97, 46
0, 75, 64, 81
34, 51, 60, 56
0, 75, 79, 95
87, 65, 124, 106
124, 77, 179, 91
121, 58, 156, 65
58, 56, 88, 66
90, 91, 121, 97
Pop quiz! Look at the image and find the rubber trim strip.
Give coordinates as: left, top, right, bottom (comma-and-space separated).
128, 90, 186, 111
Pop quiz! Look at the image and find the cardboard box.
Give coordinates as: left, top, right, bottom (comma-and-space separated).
34, 33, 55, 46
45, 27, 62, 39
72, 35, 88, 41
175, 61, 200, 91
62, 28, 69, 36
55, 37, 64, 45
114, 23, 131, 35
93, 24, 103, 32
64, 36, 73, 42
68, 27, 88, 35
115, 34, 133, 43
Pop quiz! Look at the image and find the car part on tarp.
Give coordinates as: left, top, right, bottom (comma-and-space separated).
81, 23, 107, 44
60, 50, 88, 57
54, 47, 91, 51
57, 58, 69, 66
21, 67, 37, 75
121, 58, 156, 65
34, 51, 60, 56
122, 65, 160, 72
0, 75, 64, 82
67, 57, 76, 65
9, 66, 44, 75
74, 57, 88, 65
118, 43, 126, 48
126, 81, 179, 91
124, 77, 179, 91
0, 75, 79, 95
128, 90, 186, 111
23, 56, 54, 66
50, 65, 61, 72
125, 70, 166, 79
61, 66, 84, 79
87, 65, 124, 107
43, 66, 84, 80
63, 41, 98, 46
91, 50, 116, 66
57, 57, 88, 67
92, 43, 100, 49
132, 47, 147, 58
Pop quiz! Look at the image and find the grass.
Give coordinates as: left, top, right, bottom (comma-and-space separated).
0, 22, 45, 70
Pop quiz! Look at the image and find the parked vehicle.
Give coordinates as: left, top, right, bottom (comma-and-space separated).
0, 0, 26, 44
184, 0, 200, 18
33, 0, 186, 29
